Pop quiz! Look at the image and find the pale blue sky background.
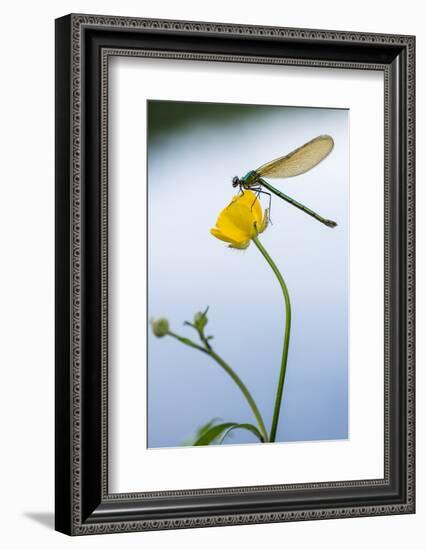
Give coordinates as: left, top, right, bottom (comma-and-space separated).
147, 101, 349, 448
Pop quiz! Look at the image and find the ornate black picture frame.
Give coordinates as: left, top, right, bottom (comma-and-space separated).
55, 13, 415, 535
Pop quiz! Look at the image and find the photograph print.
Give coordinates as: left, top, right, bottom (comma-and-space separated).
147, 100, 349, 449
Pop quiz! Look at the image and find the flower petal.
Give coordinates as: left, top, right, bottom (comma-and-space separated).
240, 190, 263, 225
233, 189, 256, 206
210, 227, 249, 248
229, 240, 250, 249
220, 201, 255, 235
233, 190, 263, 226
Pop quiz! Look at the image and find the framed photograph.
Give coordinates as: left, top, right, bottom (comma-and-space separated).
55, 14, 415, 535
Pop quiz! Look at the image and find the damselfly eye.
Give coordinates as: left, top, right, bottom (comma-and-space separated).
232, 176, 239, 186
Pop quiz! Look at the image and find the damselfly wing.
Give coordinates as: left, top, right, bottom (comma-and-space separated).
256, 135, 334, 178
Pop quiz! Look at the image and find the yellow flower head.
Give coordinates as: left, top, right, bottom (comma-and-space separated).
210, 190, 268, 249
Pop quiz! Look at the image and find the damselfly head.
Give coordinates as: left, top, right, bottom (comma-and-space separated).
232, 176, 241, 188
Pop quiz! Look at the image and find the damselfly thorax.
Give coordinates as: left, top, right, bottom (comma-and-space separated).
231, 135, 337, 228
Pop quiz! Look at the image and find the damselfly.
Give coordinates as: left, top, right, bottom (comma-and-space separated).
232, 135, 337, 228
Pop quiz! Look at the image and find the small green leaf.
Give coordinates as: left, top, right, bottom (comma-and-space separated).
181, 418, 221, 446
195, 418, 220, 438
175, 335, 199, 348
193, 423, 238, 446
219, 423, 265, 444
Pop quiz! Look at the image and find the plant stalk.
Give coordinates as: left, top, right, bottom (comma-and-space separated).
252, 236, 292, 443
168, 331, 268, 442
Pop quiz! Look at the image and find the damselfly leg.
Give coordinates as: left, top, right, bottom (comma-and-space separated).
248, 186, 273, 225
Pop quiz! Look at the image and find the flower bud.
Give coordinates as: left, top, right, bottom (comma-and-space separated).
194, 310, 208, 331
151, 318, 169, 337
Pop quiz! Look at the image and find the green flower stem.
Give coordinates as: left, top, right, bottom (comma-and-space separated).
252, 236, 292, 443
168, 331, 268, 442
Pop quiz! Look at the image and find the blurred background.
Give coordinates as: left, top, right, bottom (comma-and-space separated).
147, 100, 349, 447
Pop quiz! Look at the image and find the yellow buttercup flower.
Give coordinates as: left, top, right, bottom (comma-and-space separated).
210, 190, 268, 249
